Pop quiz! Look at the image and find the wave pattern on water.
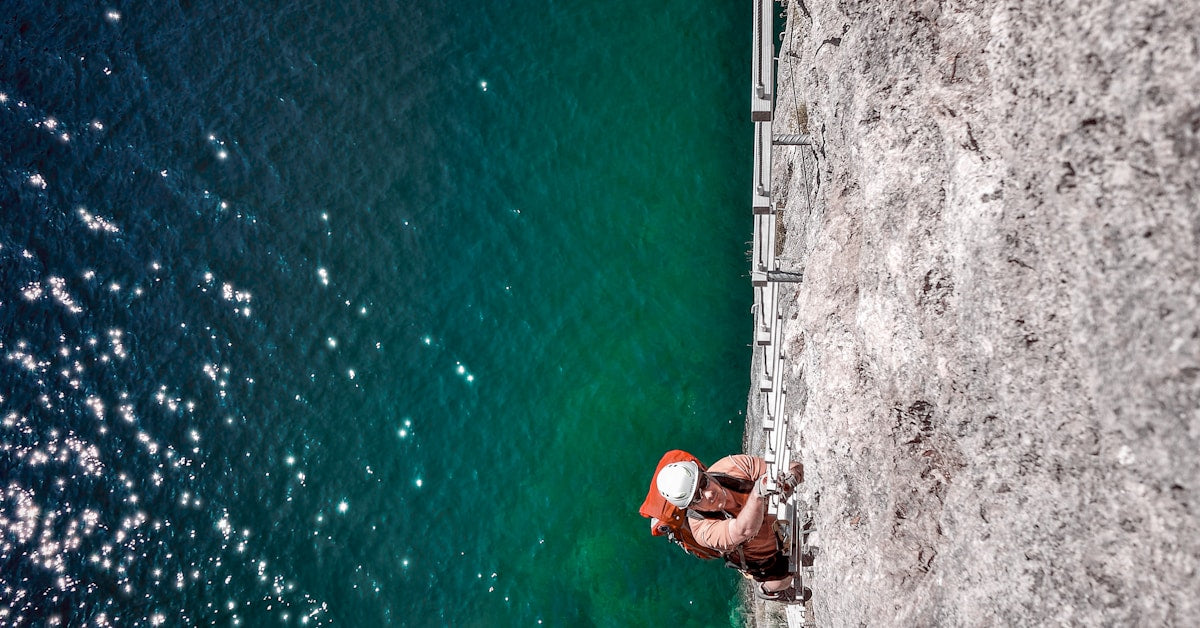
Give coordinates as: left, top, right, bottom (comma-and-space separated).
2, 1, 749, 625
1, 4, 330, 625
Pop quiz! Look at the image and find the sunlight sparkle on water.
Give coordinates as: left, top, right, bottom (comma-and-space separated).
455, 362, 475, 383
0, 71, 337, 628
76, 207, 120, 234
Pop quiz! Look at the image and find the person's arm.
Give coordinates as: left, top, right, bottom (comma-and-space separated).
689, 454, 772, 551
723, 476, 770, 544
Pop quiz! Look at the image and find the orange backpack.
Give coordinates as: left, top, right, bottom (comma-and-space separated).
639, 450, 722, 560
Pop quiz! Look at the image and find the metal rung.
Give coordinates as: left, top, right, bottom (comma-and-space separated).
773, 133, 812, 145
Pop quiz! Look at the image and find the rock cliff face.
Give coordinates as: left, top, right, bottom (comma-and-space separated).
755, 1, 1200, 625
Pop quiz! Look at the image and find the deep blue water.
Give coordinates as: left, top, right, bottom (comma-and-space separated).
1, 1, 752, 625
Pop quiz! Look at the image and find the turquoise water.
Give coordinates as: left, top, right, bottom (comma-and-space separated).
0, 1, 751, 625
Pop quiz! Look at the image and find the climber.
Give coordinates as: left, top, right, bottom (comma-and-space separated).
655, 453, 804, 602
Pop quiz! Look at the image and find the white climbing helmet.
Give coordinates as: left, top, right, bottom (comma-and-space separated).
657, 460, 701, 509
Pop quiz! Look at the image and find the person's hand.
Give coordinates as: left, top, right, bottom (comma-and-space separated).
754, 475, 774, 499
787, 462, 804, 484
776, 462, 804, 498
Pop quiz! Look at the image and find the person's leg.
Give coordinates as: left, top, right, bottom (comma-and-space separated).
760, 575, 793, 593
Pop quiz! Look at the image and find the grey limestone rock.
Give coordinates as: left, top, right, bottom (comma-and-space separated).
753, 0, 1200, 625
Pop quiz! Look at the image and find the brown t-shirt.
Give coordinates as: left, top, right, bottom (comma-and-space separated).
688, 454, 779, 562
